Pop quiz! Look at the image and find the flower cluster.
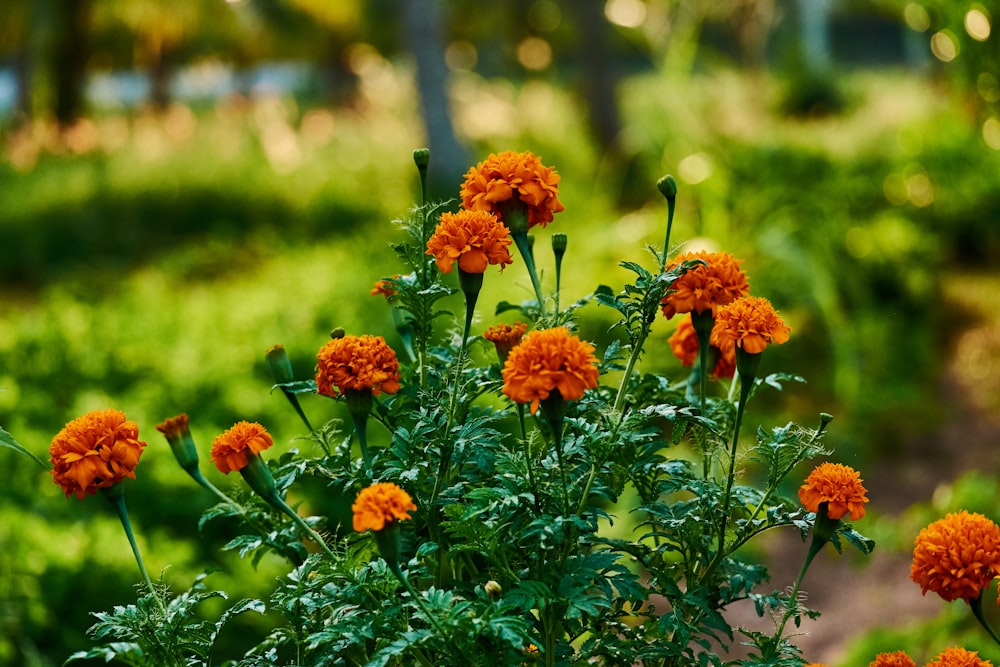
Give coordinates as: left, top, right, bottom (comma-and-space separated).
460, 150, 565, 229
315, 334, 401, 397
49, 409, 147, 499
669, 313, 736, 379
209, 421, 273, 474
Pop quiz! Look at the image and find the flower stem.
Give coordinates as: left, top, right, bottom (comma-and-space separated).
540, 394, 570, 516
511, 230, 546, 317
971, 595, 1000, 648
387, 560, 449, 639
771, 534, 824, 653
104, 486, 166, 615
274, 495, 339, 562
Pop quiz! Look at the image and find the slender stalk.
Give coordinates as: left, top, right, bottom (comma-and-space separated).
972, 594, 1000, 647
104, 486, 166, 615
274, 495, 339, 562
540, 395, 570, 516
387, 560, 450, 639
346, 390, 375, 476
771, 535, 824, 653
282, 391, 325, 455
511, 230, 546, 316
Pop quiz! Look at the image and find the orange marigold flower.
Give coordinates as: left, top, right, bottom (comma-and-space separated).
661, 250, 750, 319
315, 334, 401, 397
370, 276, 399, 300
925, 647, 994, 667
710, 295, 791, 355
484, 321, 528, 360
869, 651, 916, 667
501, 327, 599, 413
352, 482, 417, 532
668, 314, 736, 379
798, 462, 869, 521
49, 409, 147, 499
210, 421, 274, 474
910, 511, 1000, 604
460, 150, 565, 229
426, 209, 514, 274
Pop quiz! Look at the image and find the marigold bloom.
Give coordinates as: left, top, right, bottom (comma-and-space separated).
501, 327, 599, 413
869, 651, 915, 667
710, 295, 791, 354
910, 511, 1000, 603
925, 647, 994, 667
315, 334, 401, 397
661, 250, 750, 319
484, 321, 528, 362
426, 209, 514, 274
370, 276, 399, 300
668, 314, 736, 379
210, 421, 274, 474
460, 150, 565, 229
352, 482, 417, 532
49, 409, 147, 499
798, 462, 869, 521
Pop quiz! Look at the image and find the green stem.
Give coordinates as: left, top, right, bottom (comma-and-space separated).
275, 495, 339, 562
388, 560, 450, 639
972, 594, 1000, 647
511, 231, 546, 317
104, 486, 166, 615
540, 395, 570, 516
772, 534, 824, 652
346, 390, 375, 476
282, 391, 326, 455
612, 327, 648, 418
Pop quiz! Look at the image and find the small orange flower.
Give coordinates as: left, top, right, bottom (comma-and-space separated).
925, 647, 994, 667
710, 295, 791, 354
869, 651, 915, 667
370, 276, 399, 300
668, 314, 736, 379
155, 413, 189, 441
425, 209, 514, 274
460, 151, 565, 229
210, 421, 274, 474
484, 321, 528, 362
910, 511, 1000, 604
316, 334, 401, 397
661, 250, 750, 319
798, 462, 870, 521
352, 482, 417, 532
501, 327, 599, 413
49, 409, 147, 499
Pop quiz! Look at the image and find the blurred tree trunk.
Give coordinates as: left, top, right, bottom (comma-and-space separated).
566, 0, 623, 157
401, 0, 468, 199
149, 39, 173, 110
51, 0, 91, 126
797, 0, 831, 73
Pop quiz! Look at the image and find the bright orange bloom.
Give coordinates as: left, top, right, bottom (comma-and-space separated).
155, 413, 189, 441
925, 647, 994, 667
315, 334, 401, 397
49, 409, 147, 499
426, 209, 513, 274
798, 462, 869, 521
661, 250, 750, 319
668, 314, 736, 379
460, 151, 565, 229
484, 321, 528, 360
210, 421, 274, 474
370, 276, 399, 300
352, 482, 417, 532
710, 295, 791, 354
910, 511, 1000, 604
501, 327, 599, 413
869, 651, 916, 667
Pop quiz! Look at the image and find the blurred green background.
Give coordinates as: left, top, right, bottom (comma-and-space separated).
2, 0, 1000, 664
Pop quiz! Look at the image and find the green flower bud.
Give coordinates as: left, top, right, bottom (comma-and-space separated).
656, 174, 678, 199
265, 344, 295, 385
413, 148, 430, 169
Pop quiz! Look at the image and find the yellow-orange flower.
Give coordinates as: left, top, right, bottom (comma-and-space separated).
370, 276, 399, 300
661, 250, 750, 319
501, 327, 599, 413
460, 151, 565, 229
710, 295, 791, 354
869, 651, 915, 667
316, 334, 401, 397
352, 482, 417, 532
210, 421, 274, 474
910, 511, 1000, 604
426, 209, 513, 274
925, 647, 994, 667
798, 462, 870, 521
668, 314, 736, 379
49, 409, 147, 499
484, 321, 528, 362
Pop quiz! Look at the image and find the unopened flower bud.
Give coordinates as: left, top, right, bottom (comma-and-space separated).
330, 327, 346, 340
156, 414, 200, 473
551, 233, 567, 258
413, 148, 430, 170
485, 580, 503, 599
265, 344, 295, 385
656, 174, 678, 199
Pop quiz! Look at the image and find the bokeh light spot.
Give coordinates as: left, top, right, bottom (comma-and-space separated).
517, 37, 553, 71
845, 226, 873, 259
903, 3, 931, 31
605, 0, 646, 28
445, 40, 478, 71
907, 172, 934, 207
930, 30, 959, 62
978, 72, 1000, 103
965, 8, 991, 41
678, 153, 712, 184
528, 0, 562, 32
983, 118, 1000, 150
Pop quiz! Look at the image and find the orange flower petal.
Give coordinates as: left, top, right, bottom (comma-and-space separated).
49, 409, 147, 499
315, 334, 402, 397
501, 327, 599, 413
352, 482, 417, 532
210, 421, 274, 474
910, 511, 1000, 604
